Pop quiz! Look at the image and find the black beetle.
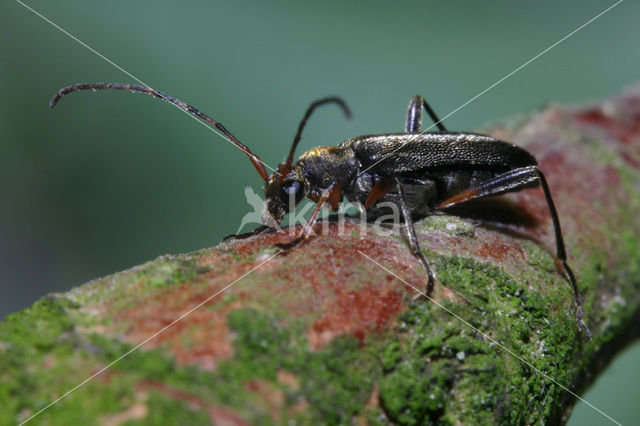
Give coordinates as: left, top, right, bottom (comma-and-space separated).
49, 83, 589, 336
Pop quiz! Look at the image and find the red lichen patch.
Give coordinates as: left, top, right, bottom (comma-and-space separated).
301, 227, 418, 349
574, 108, 638, 143
113, 289, 235, 370
572, 95, 640, 170
136, 379, 250, 426
619, 150, 640, 169
308, 286, 404, 348
227, 222, 419, 350
538, 150, 624, 249
409, 224, 529, 279
244, 380, 285, 423
436, 230, 526, 264
472, 233, 526, 263
107, 256, 278, 370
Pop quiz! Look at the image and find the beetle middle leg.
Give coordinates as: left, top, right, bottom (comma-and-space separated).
394, 177, 437, 296
438, 166, 590, 337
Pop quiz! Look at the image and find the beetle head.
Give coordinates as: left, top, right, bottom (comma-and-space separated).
262, 165, 306, 227
260, 97, 350, 228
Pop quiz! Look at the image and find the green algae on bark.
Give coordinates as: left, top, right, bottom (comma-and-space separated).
2, 86, 640, 425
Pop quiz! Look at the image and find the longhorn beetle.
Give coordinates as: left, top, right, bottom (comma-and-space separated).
50, 83, 589, 336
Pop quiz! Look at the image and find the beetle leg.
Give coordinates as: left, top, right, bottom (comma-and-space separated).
437, 166, 590, 337
222, 224, 273, 242
438, 166, 540, 208
364, 179, 395, 209
327, 183, 343, 211
537, 172, 590, 338
275, 184, 338, 250
405, 95, 447, 133
301, 184, 336, 238
394, 177, 436, 296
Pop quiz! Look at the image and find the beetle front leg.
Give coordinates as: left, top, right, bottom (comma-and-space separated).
275, 184, 339, 250
222, 225, 274, 242
394, 177, 436, 296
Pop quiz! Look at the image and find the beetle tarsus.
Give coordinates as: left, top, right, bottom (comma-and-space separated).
576, 302, 591, 339
557, 258, 591, 339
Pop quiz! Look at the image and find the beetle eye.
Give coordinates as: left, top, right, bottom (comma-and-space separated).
283, 181, 301, 196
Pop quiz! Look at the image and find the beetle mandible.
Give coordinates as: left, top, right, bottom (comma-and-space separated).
49, 83, 589, 336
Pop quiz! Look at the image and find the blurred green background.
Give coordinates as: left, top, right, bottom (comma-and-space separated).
1, 0, 638, 423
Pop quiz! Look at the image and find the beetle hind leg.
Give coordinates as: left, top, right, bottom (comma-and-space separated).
437, 166, 590, 337
405, 95, 447, 133
394, 178, 436, 296
537, 172, 591, 338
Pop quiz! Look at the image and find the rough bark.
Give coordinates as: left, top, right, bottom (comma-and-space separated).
2, 87, 640, 425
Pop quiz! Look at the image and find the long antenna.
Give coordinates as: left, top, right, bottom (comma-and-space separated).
280, 97, 351, 182
50, 83, 269, 181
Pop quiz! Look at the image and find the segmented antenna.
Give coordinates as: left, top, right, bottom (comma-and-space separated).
280, 97, 351, 183
50, 83, 269, 181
